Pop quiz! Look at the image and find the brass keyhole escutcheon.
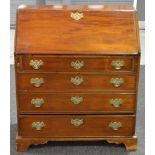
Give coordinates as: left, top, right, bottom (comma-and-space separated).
70, 12, 84, 20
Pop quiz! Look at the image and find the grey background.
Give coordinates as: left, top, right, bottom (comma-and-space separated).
10, 0, 145, 26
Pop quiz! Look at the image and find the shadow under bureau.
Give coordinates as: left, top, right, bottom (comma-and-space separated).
15, 5, 140, 152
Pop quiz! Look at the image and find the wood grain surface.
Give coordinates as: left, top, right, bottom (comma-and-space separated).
17, 55, 139, 73
17, 73, 136, 92
15, 5, 140, 152
18, 93, 136, 114
16, 136, 137, 152
19, 115, 135, 137
15, 5, 140, 54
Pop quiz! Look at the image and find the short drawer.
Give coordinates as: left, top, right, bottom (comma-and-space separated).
19, 115, 135, 137
18, 93, 136, 114
17, 55, 137, 72
17, 74, 136, 92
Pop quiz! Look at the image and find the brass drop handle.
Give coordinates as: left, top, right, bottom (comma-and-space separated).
71, 60, 84, 70
112, 60, 125, 70
70, 12, 84, 20
29, 60, 44, 70
32, 122, 45, 130
109, 122, 122, 131
70, 76, 84, 86
110, 78, 124, 87
71, 119, 84, 127
31, 98, 44, 107
30, 78, 44, 87
110, 98, 123, 108
71, 96, 83, 105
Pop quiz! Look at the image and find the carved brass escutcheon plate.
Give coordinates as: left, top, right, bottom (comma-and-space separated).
32, 122, 45, 130
71, 60, 84, 70
109, 122, 122, 131
110, 98, 123, 108
112, 60, 125, 70
70, 76, 84, 86
31, 98, 44, 107
30, 78, 44, 87
70, 12, 84, 20
29, 60, 44, 70
110, 78, 124, 87
71, 119, 84, 127
71, 96, 83, 105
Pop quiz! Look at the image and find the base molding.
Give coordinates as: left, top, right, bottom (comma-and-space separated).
16, 135, 137, 152
106, 136, 137, 151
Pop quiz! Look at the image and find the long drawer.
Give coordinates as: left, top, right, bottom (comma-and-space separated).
17, 74, 136, 92
17, 55, 138, 73
18, 93, 136, 114
19, 115, 135, 138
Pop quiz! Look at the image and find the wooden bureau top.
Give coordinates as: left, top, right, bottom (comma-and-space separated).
15, 5, 140, 55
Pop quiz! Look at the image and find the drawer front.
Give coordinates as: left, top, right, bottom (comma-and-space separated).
19, 56, 136, 72
19, 115, 135, 137
17, 74, 136, 91
18, 93, 136, 114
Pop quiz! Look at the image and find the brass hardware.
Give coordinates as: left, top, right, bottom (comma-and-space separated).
70, 12, 84, 20
31, 98, 44, 107
70, 76, 83, 86
32, 122, 45, 130
109, 122, 122, 131
71, 60, 84, 70
71, 119, 84, 127
112, 60, 125, 70
29, 60, 44, 70
110, 98, 123, 108
30, 78, 44, 87
110, 78, 124, 87
71, 96, 83, 105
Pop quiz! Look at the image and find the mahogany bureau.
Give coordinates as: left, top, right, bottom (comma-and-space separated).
15, 5, 140, 152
